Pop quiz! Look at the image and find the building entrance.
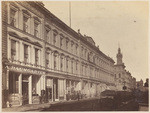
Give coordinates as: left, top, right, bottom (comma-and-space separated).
53, 78, 58, 101
22, 75, 29, 105
22, 82, 28, 105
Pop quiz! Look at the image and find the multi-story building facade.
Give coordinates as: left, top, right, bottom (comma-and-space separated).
114, 47, 136, 91
2, 1, 116, 107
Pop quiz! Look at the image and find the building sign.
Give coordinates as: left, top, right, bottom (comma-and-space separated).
8, 65, 45, 75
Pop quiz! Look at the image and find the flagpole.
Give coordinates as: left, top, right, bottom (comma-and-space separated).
69, 1, 71, 28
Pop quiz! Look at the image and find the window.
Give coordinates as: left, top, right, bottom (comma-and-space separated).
85, 66, 87, 76
24, 44, 28, 63
54, 55, 57, 70
45, 29, 50, 42
71, 60, 73, 73
34, 22, 39, 37
119, 73, 121, 78
81, 65, 83, 75
46, 52, 49, 68
10, 8, 17, 27
76, 44, 78, 54
66, 59, 68, 71
23, 15, 29, 32
85, 49, 87, 59
11, 40, 16, 60
81, 47, 83, 57
60, 57, 63, 71
76, 62, 78, 71
60, 37, 63, 48
71, 41, 74, 53
66, 39, 69, 50
53, 33, 57, 45
35, 48, 39, 65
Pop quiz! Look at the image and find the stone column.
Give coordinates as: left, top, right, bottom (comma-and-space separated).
63, 57, 66, 72
20, 41, 24, 62
7, 38, 11, 59
29, 75, 32, 104
39, 50, 41, 66
31, 45, 35, 65
58, 55, 60, 71
16, 41, 20, 61
19, 74, 22, 105
19, 74, 22, 94
64, 79, 66, 100
6, 70, 9, 90
49, 51, 52, 69
28, 45, 31, 64
51, 52, 54, 70
51, 79, 54, 102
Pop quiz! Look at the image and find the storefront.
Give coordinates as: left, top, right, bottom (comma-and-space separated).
46, 77, 66, 102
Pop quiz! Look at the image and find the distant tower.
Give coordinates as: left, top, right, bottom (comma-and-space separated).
116, 47, 123, 65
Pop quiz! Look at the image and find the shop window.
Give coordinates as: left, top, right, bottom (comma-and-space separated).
11, 39, 16, 60
9, 74, 19, 94
35, 48, 39, 65
24, 44, 28, 63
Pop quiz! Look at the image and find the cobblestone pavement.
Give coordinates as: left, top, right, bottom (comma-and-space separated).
138, 103, 149, 111
2, 98, 99, 112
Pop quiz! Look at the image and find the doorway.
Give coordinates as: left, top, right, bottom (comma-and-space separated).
53, 78, 58, 101
22, 75, 29, 105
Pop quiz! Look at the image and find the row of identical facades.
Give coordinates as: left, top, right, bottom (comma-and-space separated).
2, 1, 134, 107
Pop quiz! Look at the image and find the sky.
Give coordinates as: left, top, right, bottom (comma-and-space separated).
43, 1, 149, 82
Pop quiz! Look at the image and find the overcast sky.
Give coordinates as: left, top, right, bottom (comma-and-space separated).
43, 1, 149, 82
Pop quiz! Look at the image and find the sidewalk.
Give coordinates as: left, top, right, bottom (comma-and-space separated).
2, 97, 99, 112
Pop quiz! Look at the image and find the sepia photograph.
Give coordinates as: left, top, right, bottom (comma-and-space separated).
1, 0, 149, 112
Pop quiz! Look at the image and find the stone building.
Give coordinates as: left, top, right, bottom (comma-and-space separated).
114, 47, 136, 91
2, 1, 116, 107
136, 79, 144, 91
